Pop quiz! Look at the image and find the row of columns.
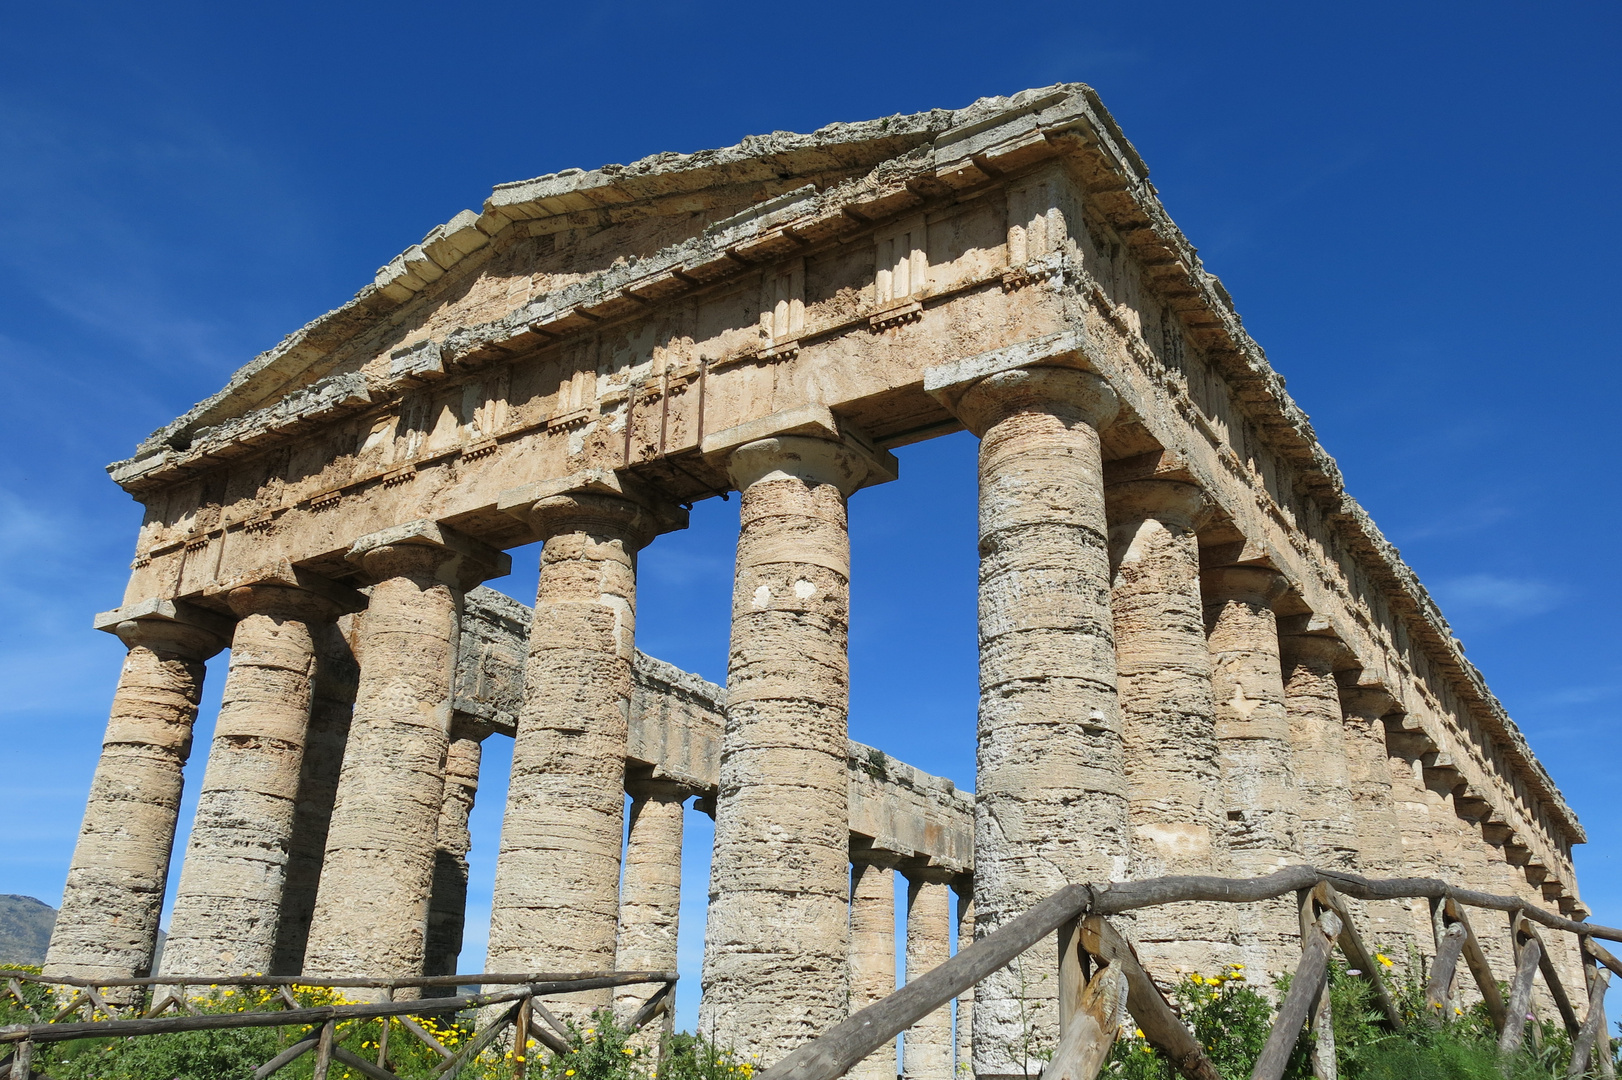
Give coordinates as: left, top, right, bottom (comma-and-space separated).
49, 347, 1563, 1068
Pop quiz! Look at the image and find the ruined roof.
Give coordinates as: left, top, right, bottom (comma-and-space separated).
106, 83, 1583, 848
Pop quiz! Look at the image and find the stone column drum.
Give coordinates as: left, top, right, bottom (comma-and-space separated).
487, 483, 679, 1017
951, 365, 1129, 1078
1202, 566, 1299, 982
424, 725, 483, 990
699, 434, 876, 1062
613, 778, 688, 1031
954, 883, 974, 1080
904, 872, 954, 1080
1105, 479, 1235, 976
161, 582, 348, 978
848, 856, 898, 1080
1384, 720, 1458, 945
1337, 681, 1409, 950
1279, 631, 1358, 871
303, 522, 507, 988
271, 617, 358, 975
45, 605, 228, 989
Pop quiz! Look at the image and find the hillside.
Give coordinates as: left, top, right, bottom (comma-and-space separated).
0, 895, 56, 966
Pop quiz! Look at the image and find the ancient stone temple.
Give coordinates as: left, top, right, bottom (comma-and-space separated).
46, 84, 1586, 1078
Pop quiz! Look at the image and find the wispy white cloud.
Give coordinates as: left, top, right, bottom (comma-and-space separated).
1430, 573, 1564, 621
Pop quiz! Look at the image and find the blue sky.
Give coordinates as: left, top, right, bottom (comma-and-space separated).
1, 0, 1618, 1026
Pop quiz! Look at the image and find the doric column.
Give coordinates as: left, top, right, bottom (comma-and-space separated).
954, 882, 974, 1080
931, 360, 1127, 1078
1105, 479, 1235, 976
44, 602, 228, 989
903, 870, 954, 1080
1278, 628, 1357, 871
1383, 718, 1457, 945
1337, 680, 1409, 950
424, 721, 485, 991
162, 571, 359, 978
848, 855, 898, 1080
613, 778, 689, 1030
303, 521, 507, 988
699, 417, 891, 1063
487, 474, 682, 1019
1202, 565, 1298, 981
272, 617, 359, 974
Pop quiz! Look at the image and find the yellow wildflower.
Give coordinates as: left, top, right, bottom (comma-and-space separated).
1376, 953, 1394, 968
1134, 1029, 1144, 1039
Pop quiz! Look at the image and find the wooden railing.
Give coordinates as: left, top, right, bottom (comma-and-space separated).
0, 968, 676, 1080
759, 866, 1622, 1080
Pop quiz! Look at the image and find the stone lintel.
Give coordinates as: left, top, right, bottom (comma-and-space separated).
921, 328, 1107, 415
92, 597, 234, 643
345, 518, 511, 584
204, 557, 368, 614
699, 403, 898, 491
495, 468, 688, 533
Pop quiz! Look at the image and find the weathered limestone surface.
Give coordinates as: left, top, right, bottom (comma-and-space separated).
46, 607, 227, 990
613, 779, 688, 1031
271, 616, 357, 974
1336, 682, 1410, 949
848, 858, 898, 1080
162, 584, 346, 977
303, 523, 506, 991
1106, 479, 1234, 975
1279, 632, 1357, 872
700, 433, 877, 1063
946, 364, 1128, 1078
486, 485, 678, 1016
1203, 566, 1300, 981
424, 726, 482, 989
904, 874, 954, 1080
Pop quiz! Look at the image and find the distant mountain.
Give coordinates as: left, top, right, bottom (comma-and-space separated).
0, 895, 56, 967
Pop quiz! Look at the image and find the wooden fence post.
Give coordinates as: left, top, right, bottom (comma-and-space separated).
1251, 908, 1342, 1080
1498, 920, 1543, 1056
1040, 962, 1123, 1080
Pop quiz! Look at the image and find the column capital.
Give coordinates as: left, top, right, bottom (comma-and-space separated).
899, 858, 958, 885
923, 328, 1109, 413
93, 598, 230, 660
346, 519, 510, 589
849, 841, 901, 869
1337, 678, 1400, 722
626, 777, 693, 803
1105, 478, 1212, 533
701, 404, 897, 496
209, 559, 366, 620
1279, 630, 1353, 673
953, 366, 1118, 437
1200, 565, 1288, 608
497, 468, 688, 546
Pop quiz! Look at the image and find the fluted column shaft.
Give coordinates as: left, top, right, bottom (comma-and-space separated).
1280, 634, 1357, 871
163, 585, 342, 978
424, 728, 482, 989
848, 858, 898, 1080
45, 613, 225, 989
488, 492, 668, 1017
1338, 684, 1408, 950
613, 779, 688, 1029
272, 618, 358, 974
1106, 479, 1234, 976
904, 874, 954, 1080
957, 366, 1127, 1078
700, 434, 873, 1062
304, 527, 505, 987
1203, 566, 1298, 982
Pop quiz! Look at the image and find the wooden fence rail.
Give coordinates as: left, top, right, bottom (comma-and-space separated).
758, 865, 1620, 1080
2, 865, 1617, 1080
0, 970, 677, 1080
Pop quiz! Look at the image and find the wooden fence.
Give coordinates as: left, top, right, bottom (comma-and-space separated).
759, 866, 1622, 1080
0, 968, 676, 1080
3, 866, 1619, 1080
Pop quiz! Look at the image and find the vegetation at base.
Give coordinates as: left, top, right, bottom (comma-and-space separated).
1104, 950, 1617, 1079
0, 979, 754, 1080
